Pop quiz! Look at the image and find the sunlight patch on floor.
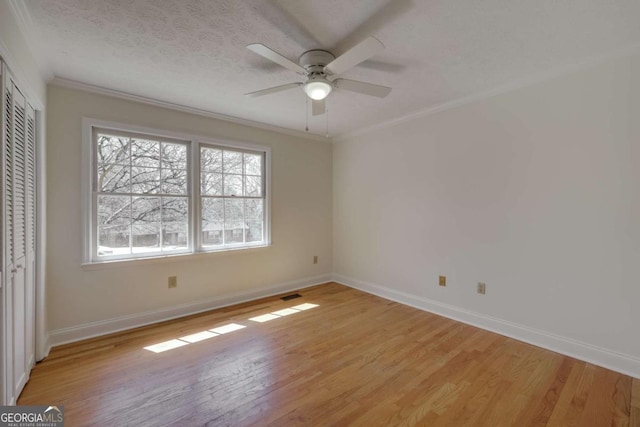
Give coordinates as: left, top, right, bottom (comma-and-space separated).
143, 303, 319, 353
291, 303, 319, 311
144, 339, 189, 353
249, 313, 281, 323
210, 323, 246, 334
271, 308, 299, 316
249, 302, 320, 323
144, 323, 244, 353
179, 331, 219, 343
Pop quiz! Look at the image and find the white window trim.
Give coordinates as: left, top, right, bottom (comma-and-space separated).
81, 117, 271, 265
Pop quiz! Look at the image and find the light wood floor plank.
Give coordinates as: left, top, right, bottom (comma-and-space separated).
18, 283, 633, 426
630, 378, 640, 427
545, 361, 587, 426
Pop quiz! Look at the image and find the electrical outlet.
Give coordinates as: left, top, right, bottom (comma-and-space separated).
477, 282, 486, 295
439, 275, 446, 287
313, 256, 318, 264
168, 276, 177, 289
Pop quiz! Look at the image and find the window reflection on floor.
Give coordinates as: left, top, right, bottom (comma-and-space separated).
143, 339, 189, 353
179, 331, 218, 343
143, 303, 319, 353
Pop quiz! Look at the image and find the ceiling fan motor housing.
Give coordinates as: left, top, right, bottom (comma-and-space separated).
299, 50, 336, 75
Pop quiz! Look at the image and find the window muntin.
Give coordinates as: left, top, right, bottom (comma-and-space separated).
200, 145, 265, 249
87, 122, 269, 263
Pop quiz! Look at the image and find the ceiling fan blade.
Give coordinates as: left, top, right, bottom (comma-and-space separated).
334, 0, 413, 55
357, 59, 406, 74
246, 44, 306, 75
245, 82, 303, 97
334, 78, 391, 98
312, 99, 326, 116
324, 36, 385, 76
254, 1, 321, 48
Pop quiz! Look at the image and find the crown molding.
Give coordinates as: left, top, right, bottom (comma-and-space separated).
50, 77, 332, 143
333, 42, 640, 142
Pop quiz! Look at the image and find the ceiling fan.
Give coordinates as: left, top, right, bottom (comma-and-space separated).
244, 36, 392, 116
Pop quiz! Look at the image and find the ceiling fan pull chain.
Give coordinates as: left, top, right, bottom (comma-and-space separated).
326, 101, 329, 138
305, 96, 309, 132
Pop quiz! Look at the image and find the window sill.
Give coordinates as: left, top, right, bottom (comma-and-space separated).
81, 244, 271, 271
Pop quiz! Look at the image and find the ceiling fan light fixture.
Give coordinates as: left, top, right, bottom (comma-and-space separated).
304, 79, 332, 100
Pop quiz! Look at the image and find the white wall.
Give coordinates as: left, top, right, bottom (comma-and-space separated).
0, 0, 46, 107
47, 85, 332, 339
333, 52, 640, 373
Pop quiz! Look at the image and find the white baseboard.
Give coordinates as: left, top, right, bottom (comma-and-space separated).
49, 274, 332, 347
333, 274, 640, 379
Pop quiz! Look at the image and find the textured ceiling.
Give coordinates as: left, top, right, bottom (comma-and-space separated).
25, 0, 640, 137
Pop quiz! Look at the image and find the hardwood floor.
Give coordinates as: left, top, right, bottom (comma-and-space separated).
632, 378, 640, 427
19, 283, 634, 426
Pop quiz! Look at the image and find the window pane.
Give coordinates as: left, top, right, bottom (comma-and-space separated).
201, 172, 222, 196
162, 197, 188, 223
98, 195, 132, 256
244, 175, 262, 197
245, 199, 263, 242
201, 147, 222, 172
202, 198, 224, 246
98, 195, 131, 226
162, 168, 188, 194
163, 198, 188, 250
223, 174, 242, 196
131, 166, 161, 194
98, 164, 131, 193
132, 196, 161, 224
131, 139, 160, 167
224, 199, 244, 243
162, 143, 187, 169
163, 223, 188, 250
98, 225, 131, 256
244, 153, 262, 176
97, 134, 129, 164
131, 194, 161, 251
223, 150, 242, 174
132, 224, 160, 253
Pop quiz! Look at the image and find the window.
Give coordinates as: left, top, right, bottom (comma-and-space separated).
83, 120, 270, 263
200, 145, 265, 248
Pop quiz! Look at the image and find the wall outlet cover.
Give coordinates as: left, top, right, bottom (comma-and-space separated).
168, 276, 178, 288
477, 282, 486, 295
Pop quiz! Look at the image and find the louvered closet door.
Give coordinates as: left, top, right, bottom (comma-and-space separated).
2, 73, 33, 404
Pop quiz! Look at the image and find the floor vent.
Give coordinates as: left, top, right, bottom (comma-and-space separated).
281, 293, 302, 301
